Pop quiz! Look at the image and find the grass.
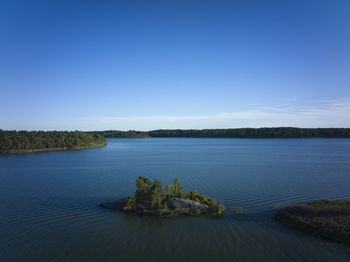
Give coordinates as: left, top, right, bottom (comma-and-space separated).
274, 199, 350, 245
232, 206, 247, 216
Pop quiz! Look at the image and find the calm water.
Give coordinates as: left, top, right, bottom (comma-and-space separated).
1, 138, 350, 262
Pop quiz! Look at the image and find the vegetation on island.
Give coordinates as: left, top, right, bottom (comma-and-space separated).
99, 177, 225, 217
0, 130, 107, 154
274, 199, 350, 245
91, 128, 350, 139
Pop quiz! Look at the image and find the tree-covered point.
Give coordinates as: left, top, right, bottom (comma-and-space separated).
0, 130, 107, 154
99, 177, 225, 217
92, 127, 350, 139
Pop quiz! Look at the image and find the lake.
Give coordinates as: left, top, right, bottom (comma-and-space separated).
1, 138, 350, 261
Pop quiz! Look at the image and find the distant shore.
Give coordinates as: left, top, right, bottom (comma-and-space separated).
2, 128, 350, 155
90, 127, 350, 139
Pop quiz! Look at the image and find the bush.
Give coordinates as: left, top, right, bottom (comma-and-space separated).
120, 176, 225, 217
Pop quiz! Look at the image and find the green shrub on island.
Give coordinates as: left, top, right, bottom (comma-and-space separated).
100, 177, 225, 217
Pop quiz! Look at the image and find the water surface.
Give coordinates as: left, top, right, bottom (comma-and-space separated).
1, 138, 350, 261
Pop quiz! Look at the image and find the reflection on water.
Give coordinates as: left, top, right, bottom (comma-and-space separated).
1, 138, 350, 261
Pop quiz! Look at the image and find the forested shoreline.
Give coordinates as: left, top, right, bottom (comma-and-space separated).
91, 128, 350, 138
1, 128, 349, 154
0, 130, 107, 154
90, 130, 149, 138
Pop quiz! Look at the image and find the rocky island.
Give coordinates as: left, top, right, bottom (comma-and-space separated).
99, 177, 225, 217
274, 199, 350, 245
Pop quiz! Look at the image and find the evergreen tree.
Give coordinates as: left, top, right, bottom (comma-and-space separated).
174, 177, 183, 198
165, 184, 175, 198
135, 176, 152, 205
150, 178, 165, 209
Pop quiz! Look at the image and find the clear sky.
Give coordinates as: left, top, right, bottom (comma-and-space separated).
1, 0, 349, 131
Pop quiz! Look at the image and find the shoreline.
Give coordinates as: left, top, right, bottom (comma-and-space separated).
1, 142, 108, 155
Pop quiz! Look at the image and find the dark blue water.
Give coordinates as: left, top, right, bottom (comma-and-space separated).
1, 138, 350, 261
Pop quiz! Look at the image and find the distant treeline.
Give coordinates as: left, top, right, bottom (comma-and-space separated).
0, 130, 107, 154
2, 128, 349, 154
90, 130, 149, 138
91, 128, 350, 138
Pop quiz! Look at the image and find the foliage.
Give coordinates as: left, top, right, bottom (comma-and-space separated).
274, 199, 350, 245
0, 130, 107, 154
90, 130, 149, 138
148, 128, 350, 138
3, 128, 350, 153
122, 177, 225, 217
174, 177, 184, 198
209, 204, 226, 216
92, 128, 350, 139
166, 178, 183, 198
165, 184, 175, 198
122, 196, 136, 211
135, 176, 152, 205
183, 189, 217, 207
232, 206, 247, 216
150, 178, 165, 209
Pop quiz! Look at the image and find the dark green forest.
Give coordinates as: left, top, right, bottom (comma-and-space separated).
2, 127, 349, 154
0, 130, 107, 154
90, 130, 149, 138
92, 128, 350, 138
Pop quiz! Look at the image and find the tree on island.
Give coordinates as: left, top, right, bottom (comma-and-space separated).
135, 176, 152, 205
150, 178, 166, 209
118, 176, 225, 216
165, 177, 183, 198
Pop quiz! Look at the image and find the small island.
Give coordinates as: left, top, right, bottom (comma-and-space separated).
99, 177, 225, 217
274, 199, 350, 245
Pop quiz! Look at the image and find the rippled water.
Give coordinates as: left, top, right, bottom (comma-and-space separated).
1, 138, 350, 261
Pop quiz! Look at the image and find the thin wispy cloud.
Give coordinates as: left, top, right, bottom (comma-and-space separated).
283, 98, 297, 102
80, 98, 350, 130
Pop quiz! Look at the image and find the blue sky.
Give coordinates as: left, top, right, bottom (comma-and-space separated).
1, 0, 349, 130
